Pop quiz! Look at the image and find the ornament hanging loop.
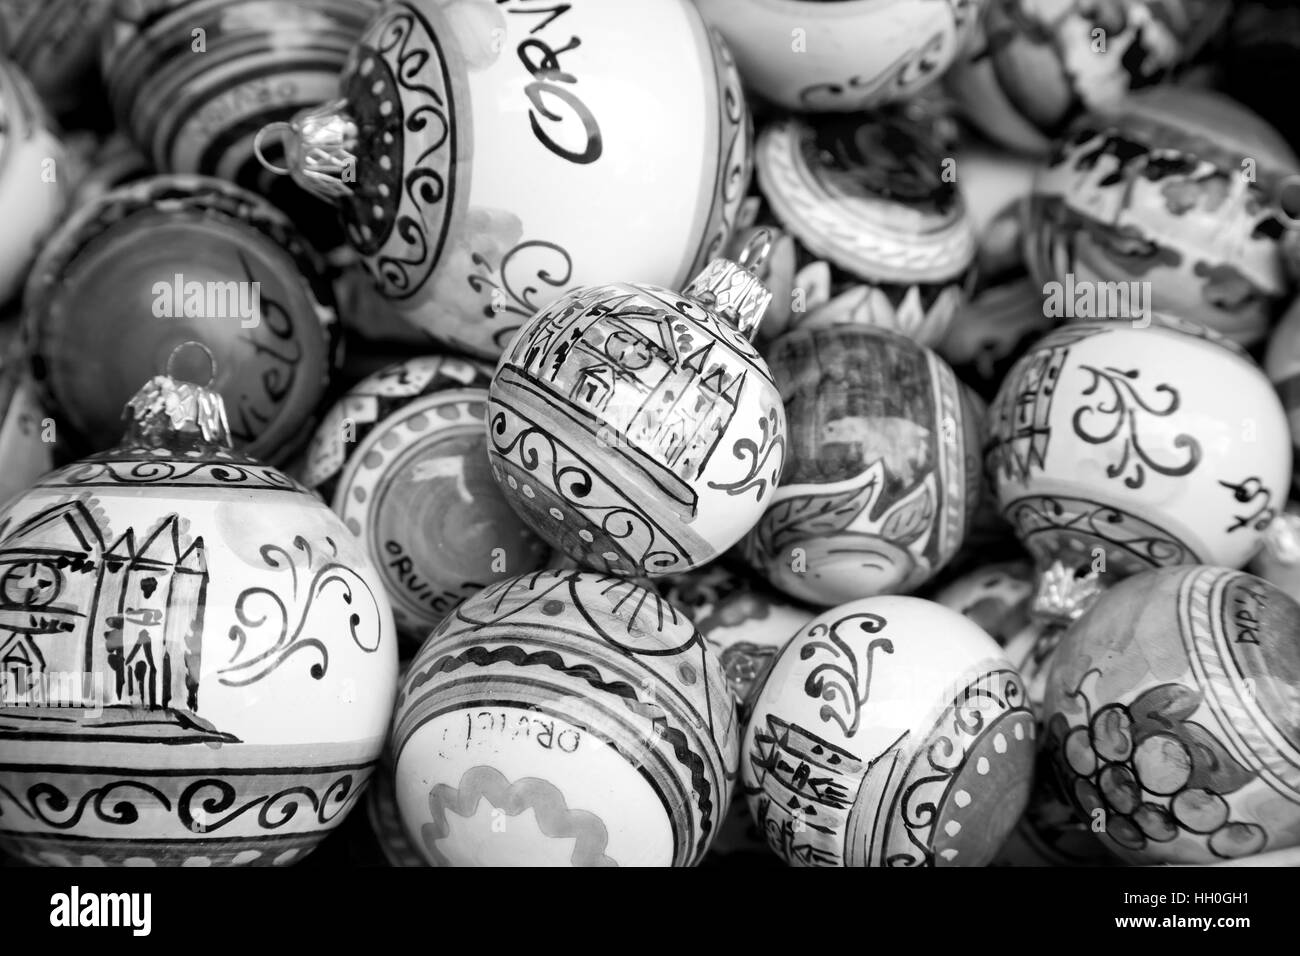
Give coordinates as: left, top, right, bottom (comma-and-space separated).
166, 340, 218, 389
254, 99, 360, 202
253, 123, 295, 176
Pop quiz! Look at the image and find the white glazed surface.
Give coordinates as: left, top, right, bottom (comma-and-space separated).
696, 0, 982, 111
743, 594, 1034, 866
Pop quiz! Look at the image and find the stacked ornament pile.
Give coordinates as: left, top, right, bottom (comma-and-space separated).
0, 0, 1299, 869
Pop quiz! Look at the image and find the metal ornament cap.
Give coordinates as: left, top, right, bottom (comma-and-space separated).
123, 373, 233, 453
255, 99, 359, 204
1030, 560, 1104, 625
683, 230, 774, 340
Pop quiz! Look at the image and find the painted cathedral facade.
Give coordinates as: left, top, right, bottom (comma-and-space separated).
0, 499, 209, 724
506, 288, 747, 513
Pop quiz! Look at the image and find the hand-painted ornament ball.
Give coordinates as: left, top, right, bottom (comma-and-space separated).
24, 175, 339, 466
656, 562, 813, 712
986, 322, 1292, 585
947, 0, 1229, 155
1044, 565, 1300, 864
303, 355, 550, 646
693, 0, 984, 112
743, 595, 1034, 866
1024, 87, 1300, 347
101, 0, 378, 238
486, 249, 786, 578
731, 113, 976, 347
0, 374, 397, 866
0, 58, 69, 306
934, 561, 1115, 866
392, 569, 739, 866
741, 325, 982, 607
264, 0, 751, 359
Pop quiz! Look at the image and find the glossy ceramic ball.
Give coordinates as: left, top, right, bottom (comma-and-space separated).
0, 386, 398, 866
986, 322, 1292, 579
24, 175, 338, 465
694, 0, 984, 112
1044, 565, 1300, 864
1024, 87, 1299, 347
732, 113, 976, 347
657, 562, 813, 712
743, 595, 1034, 866
101, 0, 377, 226
392, 569, 739, 866
947, 0, 1229, 155
0, 58, 68, 305
933, 560, 1114, 866
486, 282, 786, 578
299, 0, 750, 359
304, 356, 550, 645
741, 325, 982, 606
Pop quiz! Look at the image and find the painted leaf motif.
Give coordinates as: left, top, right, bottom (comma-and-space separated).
761, 468, 882, 553
1129, 682, 1201, 741
1182, 720, 1257, 795
878, 481, 935, 546
1128, 682, 1255, 795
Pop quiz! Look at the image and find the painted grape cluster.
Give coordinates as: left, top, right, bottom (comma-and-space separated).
1046, 683, 1266, 860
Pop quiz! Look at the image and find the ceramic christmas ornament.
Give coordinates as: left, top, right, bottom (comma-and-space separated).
1024, 87, 1300, 347
0, 0, 112, 118
486, 239, 786, 578
258, 0, 752, 360
101, 0, 378, 236
0, 58, 69, 306
986, 321, 1292, 616
391, 568, 739, 867
933, 559, 1115, 866
0, 371, 398, 866
304, 355, 550, 645
24, 174, 339, 466
1044, 565, 1300, 864
741, 325, 981, 607
947, 0, 1229, 155
693, 0, 984, 113
743, 595, 1034, 866
729, 113, 976, 347
657, 562, 813, 712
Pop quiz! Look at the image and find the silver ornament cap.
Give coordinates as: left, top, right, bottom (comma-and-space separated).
682, 230, 774, 339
